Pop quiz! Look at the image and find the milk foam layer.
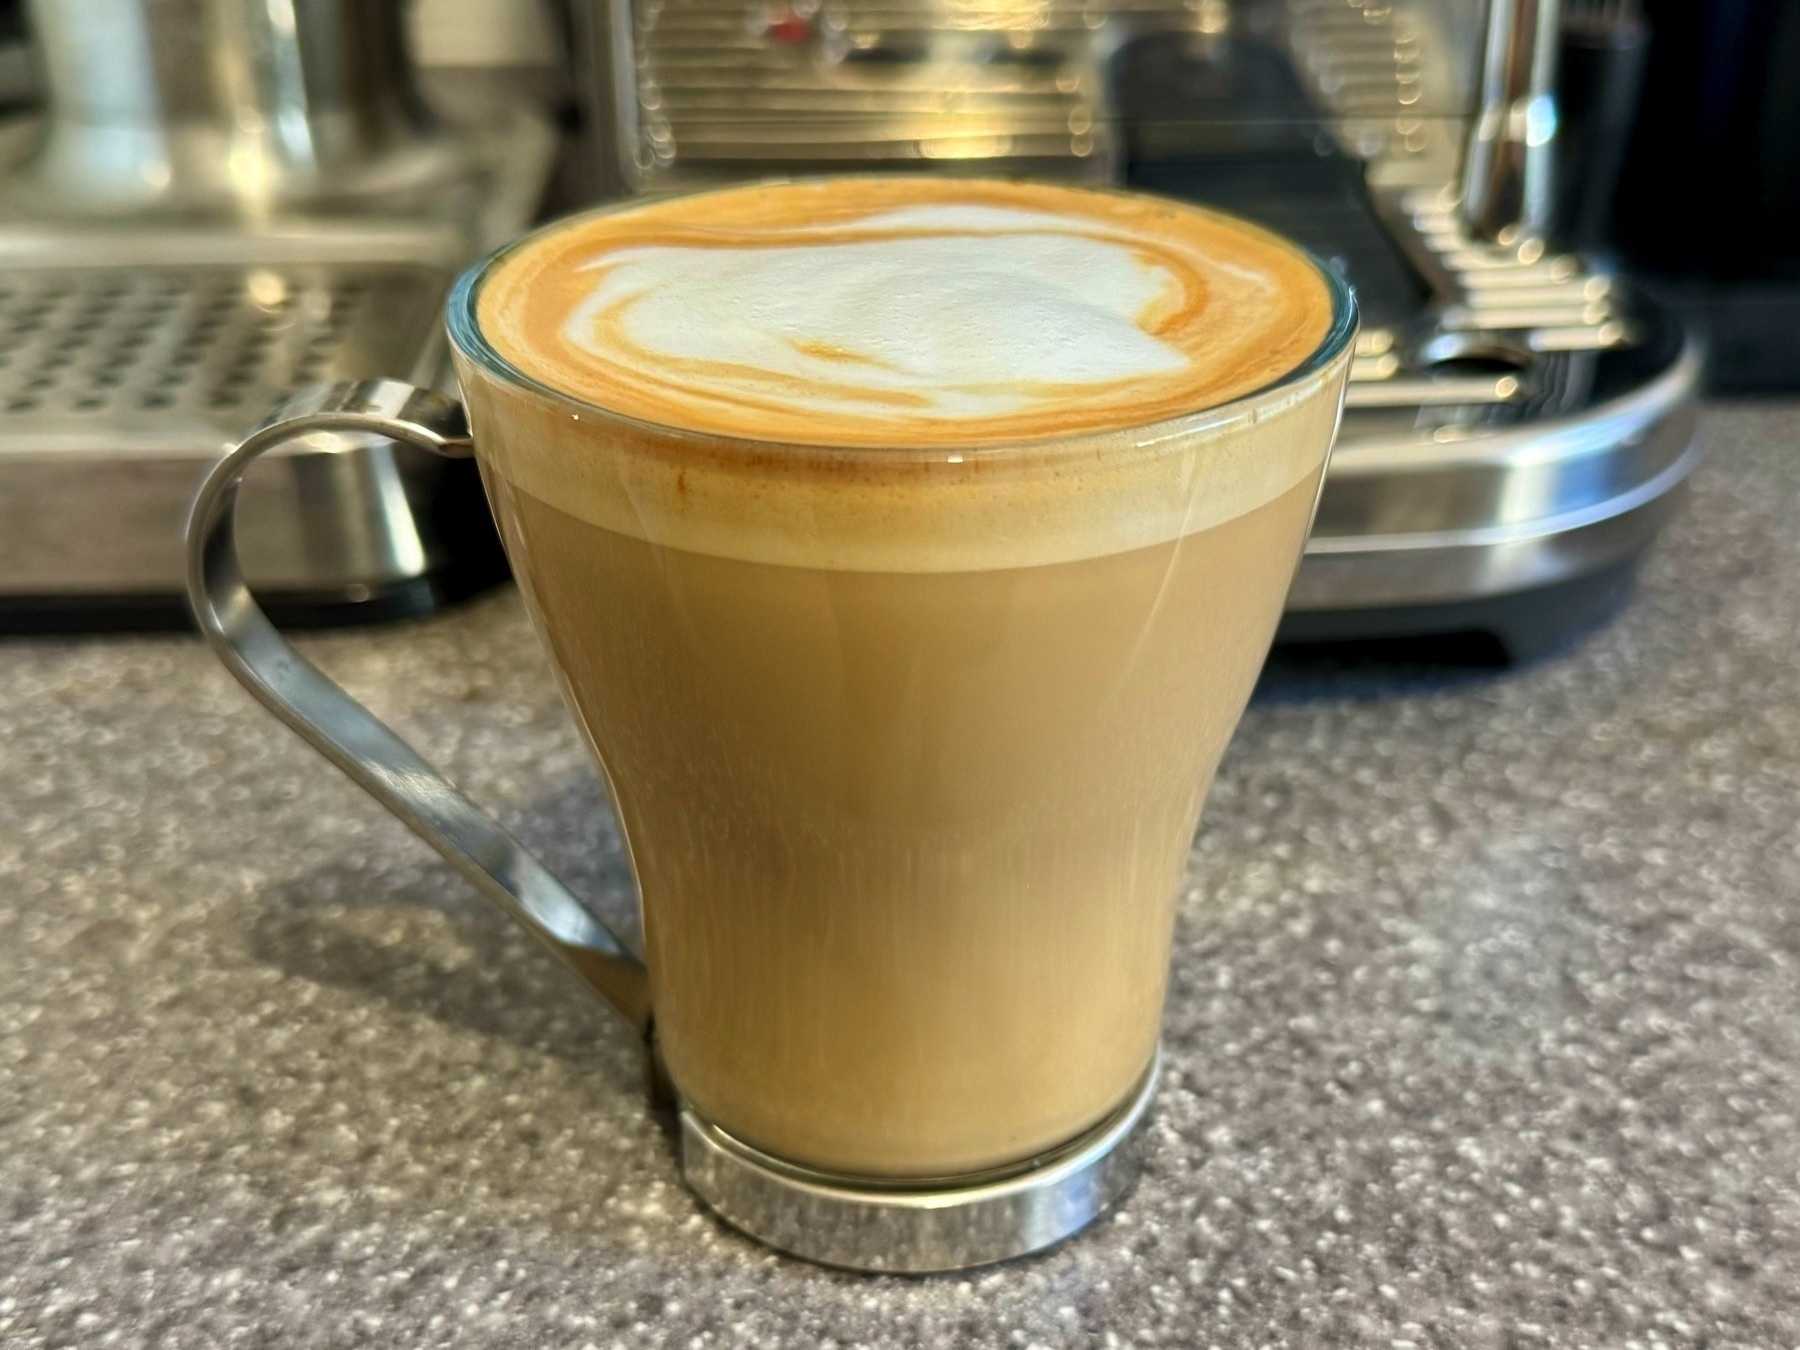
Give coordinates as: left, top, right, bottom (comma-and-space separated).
559, 205, 1191, 427
477, 178, 1335, 448
458, 179, 1354, 572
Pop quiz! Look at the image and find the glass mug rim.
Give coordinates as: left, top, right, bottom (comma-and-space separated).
444, 175, 1361, 464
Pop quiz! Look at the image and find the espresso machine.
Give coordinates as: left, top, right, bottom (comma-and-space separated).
0, 0, 557, 627
568, 0, 1702, 658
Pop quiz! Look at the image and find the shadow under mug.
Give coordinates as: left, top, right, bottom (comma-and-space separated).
185, 210, 1357, 1274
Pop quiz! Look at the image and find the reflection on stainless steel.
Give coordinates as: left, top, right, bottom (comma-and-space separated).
0, 263, 449, 597
185, 375, 1156, 1274
1392, 184, 1625, 349
0, 81, 556, 618
600, 0, 1217, 186
1457, 0, 1559, 244
682, 1053, 1155, 1272
1295, 339, 1701, 610
572, 0, 643, 199
1289, 0, 1622, 363
1343, 372, 1526, 407
14, 0, 464, 216
1274, 0, 1702, 636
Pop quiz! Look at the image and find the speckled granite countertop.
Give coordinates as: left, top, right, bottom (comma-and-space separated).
3, 405, 1797, 1348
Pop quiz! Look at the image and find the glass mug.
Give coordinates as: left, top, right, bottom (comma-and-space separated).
186, 184, 1356, 1272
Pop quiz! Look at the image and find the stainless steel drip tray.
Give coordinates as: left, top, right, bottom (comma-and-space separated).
0, 98, 554, 628
0, 261, 448, 435
0, 259, 463, 611
1282, 330, 1704, 660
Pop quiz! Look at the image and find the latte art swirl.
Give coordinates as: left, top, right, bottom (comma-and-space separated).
562, 206, 1192, 425
478, 179, 1333, 448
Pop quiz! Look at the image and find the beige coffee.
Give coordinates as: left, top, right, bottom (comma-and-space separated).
456, 178, 1350, 1177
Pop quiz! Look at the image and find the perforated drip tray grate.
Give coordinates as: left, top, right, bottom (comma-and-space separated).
0, 263, 448, 452
0, 90, 555, 626
0, 259, 495, 627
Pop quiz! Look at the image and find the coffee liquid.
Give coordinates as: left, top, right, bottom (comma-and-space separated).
459, 178, 1348, 1177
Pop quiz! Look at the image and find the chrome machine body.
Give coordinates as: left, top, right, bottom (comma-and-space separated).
0, 0, 557, 625
1280, 0, 1699, 651
13, 0, 458, 216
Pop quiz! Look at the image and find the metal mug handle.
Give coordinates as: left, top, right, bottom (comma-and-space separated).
184, 378, 653, 1039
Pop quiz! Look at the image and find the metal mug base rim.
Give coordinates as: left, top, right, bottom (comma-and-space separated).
678, 1051, 1160, 1274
